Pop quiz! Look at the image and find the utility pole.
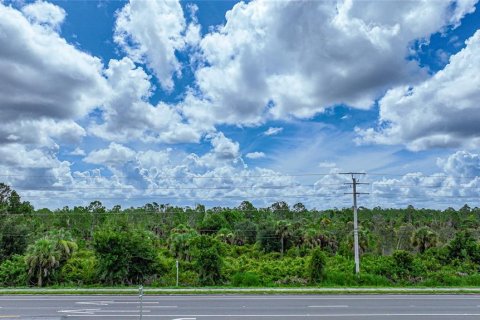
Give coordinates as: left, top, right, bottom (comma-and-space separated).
176, 260, 179, 287
341, 172, 369, 274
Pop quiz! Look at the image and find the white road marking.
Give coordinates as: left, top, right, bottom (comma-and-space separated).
96, 309, 151, 313
172, 318, 196, 320
77, 301, 159, 305
308, 305, 349, 308
77, 301, 113, 306
58, 309, 100, 314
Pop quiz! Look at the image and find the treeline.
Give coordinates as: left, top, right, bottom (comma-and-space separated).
0, 183, 480, 287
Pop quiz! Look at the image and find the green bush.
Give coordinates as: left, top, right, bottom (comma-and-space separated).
59, 250, 97, 285
309, 248, 326, 284
192, 236, 223, 286
93, 228, 157, 285
231, 272, 262, 287
422, 271, 463, 286
0, 255, 28, 286
392, 250, 414, 278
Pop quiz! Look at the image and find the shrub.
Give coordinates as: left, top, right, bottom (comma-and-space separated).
93, 228, 157, 285
192, 236, 223, 286
447, 231, 480, 263
392, 250, 414, 278
0, 255, 28, 286
59, 250, 97, 285
309, 248, 326, 284
231, 272, 262, 287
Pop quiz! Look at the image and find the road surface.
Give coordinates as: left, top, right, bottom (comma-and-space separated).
0, 294, 480, 319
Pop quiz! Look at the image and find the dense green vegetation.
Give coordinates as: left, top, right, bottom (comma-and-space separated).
0, 183, 480, 287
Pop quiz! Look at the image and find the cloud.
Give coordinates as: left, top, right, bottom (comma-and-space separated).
90, 57, 203, 144
437, 150, 480, 178
0, 2, 107, 148
0, 119, 85, 147
84, 142, 136, 166
181, 0, 476, 127
356, 30, 480, 151
208, 132, 240, 160
114, 0, 200, 91
0, 143, 60, 168
264, 127, 283, 136
368, 151, 480, 208
70, 147, 86, 156
21, 0, 66, 30
245, 152, 266, 159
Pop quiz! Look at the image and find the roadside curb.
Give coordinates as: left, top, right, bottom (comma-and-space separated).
1, 287, 480, 295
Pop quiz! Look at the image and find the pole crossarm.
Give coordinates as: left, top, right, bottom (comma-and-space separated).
344, 192, 370, 195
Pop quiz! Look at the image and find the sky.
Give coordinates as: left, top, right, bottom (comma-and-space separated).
1, 0, 480, 210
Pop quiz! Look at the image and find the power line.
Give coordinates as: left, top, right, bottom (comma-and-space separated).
0, 172, 339, 180
2, 171, 479, 180
367, 172, 480, 180
19, 193, 346, 200
7, 183, 347, 191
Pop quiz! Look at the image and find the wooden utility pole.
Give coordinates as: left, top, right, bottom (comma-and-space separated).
341, 172, 369, 274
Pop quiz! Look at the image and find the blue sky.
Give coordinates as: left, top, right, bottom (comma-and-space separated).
1, 0, 480, 210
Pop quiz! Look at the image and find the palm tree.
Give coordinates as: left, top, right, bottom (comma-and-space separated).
411, 227, 438, 253
275, 220, 292, 255
25, 238, 60, 287
168, 225, 198, 261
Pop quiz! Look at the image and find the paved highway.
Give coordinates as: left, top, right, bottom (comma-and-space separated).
0, 294, 480, 319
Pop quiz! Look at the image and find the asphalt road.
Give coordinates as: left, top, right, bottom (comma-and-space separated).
0, 294, 480, 319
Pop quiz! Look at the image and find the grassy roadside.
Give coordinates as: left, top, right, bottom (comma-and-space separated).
1, 287, 480, 295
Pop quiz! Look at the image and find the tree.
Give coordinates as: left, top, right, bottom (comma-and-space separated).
93, 228, 157, 285
238, 201, 257, 220
302, 228, 338, 253
447, 231, 480, 263
257, 222, 281, 253
168, 225, 199, 261
0, 183, 13, 213
411, 227, 438, 254
309, 248, 326, 284
270, 201, 291, 219
275, 220, 292, 255
234, 220, 257, 245
0, 184, 33, 214
0, 216, 29, 261
88, 200, 106, 213
25, 238, 60, 287
192, 236, 223, 286
395, 224, 415, 251
24, 232, 77, 287
199, 213, 228, 235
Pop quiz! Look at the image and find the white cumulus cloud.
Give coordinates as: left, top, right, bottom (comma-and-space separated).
0, 2, 107, 148
181, 0, 477, 127
21, 0, 66, 30
246, 152, 266, 159
114, 0, 200, 91
357, 30, 480, 151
